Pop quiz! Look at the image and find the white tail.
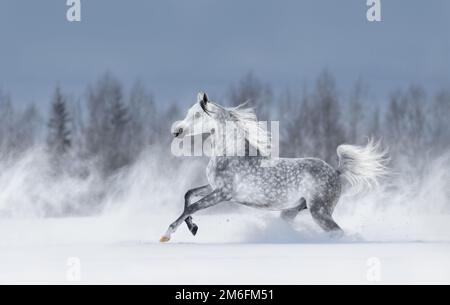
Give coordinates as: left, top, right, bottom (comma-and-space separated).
337, 139, 389, 194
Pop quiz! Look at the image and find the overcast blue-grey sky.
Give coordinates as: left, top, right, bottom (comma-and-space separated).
0, 0, 449, 107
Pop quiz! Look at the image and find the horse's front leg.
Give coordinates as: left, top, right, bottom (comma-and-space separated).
184, 185, 212, 236
160, 189, 228, 242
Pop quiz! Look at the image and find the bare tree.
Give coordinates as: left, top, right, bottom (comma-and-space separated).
385, 86, 427, 160
368, 105, 381, 138
18, 103, 41, 150
280, 86, 315, 158
310, 71, 346, 165
228, 72, 273, 120
105, 97, 131, 172
347, 78, 367, 143
0, 91, 42, 156
0, 90, 15, 154
86, 73, 133, 175
129, 81, 158, 149
280, 89, 301, 157
86, 73, 118, 158
430, 90, 450, 153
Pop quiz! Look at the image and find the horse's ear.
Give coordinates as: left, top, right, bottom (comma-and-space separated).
198, 92, 210, 114
197, 92, 208, 104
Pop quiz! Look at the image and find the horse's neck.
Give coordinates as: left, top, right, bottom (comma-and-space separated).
210, 141, 261, 158
209, 131, 225, 157
209, 124, 262, 157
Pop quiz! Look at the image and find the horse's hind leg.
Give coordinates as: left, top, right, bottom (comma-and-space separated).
309, 197, 343, 236
280, 198, 307, 223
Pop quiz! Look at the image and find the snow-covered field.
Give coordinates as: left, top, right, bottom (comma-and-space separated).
1, 211, 450, 284
3, 239, 450, 284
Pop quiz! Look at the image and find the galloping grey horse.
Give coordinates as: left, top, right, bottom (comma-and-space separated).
160, 92, 388, 242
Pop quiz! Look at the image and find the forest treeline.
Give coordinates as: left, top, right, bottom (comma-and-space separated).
0, 71, 449, 196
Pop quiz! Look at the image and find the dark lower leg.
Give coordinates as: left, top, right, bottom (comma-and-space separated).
183, 185, 212, 234
161, 189, 227, 241
185, 216, 198, 235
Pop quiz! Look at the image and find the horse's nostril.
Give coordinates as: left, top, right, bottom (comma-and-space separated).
173, 128, 183, 137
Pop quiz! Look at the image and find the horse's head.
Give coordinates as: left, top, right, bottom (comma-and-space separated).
172, 92, 218, 138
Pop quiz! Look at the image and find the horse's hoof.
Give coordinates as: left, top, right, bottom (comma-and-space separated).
159, 235, 171, 243
189, 224, 198, 236
185, 216, 198, 236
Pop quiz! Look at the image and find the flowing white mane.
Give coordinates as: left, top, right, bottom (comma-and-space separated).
209, 101, 271, 156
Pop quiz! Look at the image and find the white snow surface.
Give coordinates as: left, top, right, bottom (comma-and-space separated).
1, 211, 450, 284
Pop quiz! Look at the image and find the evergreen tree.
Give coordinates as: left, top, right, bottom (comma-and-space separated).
48, 87, 71, 155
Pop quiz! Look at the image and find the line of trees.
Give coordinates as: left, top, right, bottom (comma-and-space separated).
0, 71, 449, 178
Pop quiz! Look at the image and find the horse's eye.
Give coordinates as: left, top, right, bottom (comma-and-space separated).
194, 112, 201, 119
